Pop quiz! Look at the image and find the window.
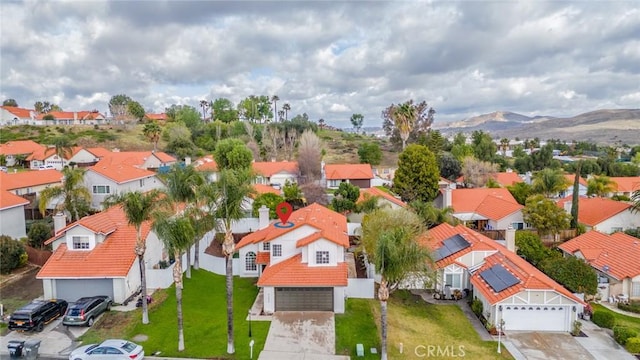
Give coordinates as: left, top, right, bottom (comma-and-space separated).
272, 244, 282, 257
328, 180, 341, 188
263, 242, 270, 251
72, 236, 90, 249
92, 185, 110, 194
611, 227, 623, 233
445, 273, 462, 288
139, 179, 145, 187
245, 252, 257, 271
632, 282, 640, 297
316, 251, 330, 264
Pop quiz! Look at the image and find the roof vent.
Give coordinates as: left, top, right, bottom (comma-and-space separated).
603, 265, 610, 272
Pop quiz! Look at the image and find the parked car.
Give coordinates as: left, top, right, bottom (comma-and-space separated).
69, 339, 144, 360
38, 164, 55, 170
63, 296, 113, 327
0, 166, 7, 173
8, 299, 68, 332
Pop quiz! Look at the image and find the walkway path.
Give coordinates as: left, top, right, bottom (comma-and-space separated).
599, 301, 640, 319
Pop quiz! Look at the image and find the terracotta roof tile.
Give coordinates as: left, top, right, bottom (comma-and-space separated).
88, 164, 157, 184
0, 190, 30, 210
35, 110, 104, 120
491, 172, 523, 186
609, 177, 640, 193
86, 147, 112, 157
0, 140, 46, 156
194, 155, 218, 171
95, 151, 175, 168
450, 188, 522, 221
419, 223, 500, 268
257, 254, 348, 286
253, 184, 280, 196
324, 164, 373, 180
358, 187, 407, 208
558, 231, 640, 280
252, 161, 299, 177
0, 170, 63, 191
145, 113, 167, 121
1, 106, 34, 118
564, 174, 588, 187
556, 197, 631, 226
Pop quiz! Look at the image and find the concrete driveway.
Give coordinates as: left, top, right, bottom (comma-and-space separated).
0, 317, 81, 358
258, 311, 349, 360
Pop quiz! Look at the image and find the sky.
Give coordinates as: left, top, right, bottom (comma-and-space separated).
1, 0, 639, 128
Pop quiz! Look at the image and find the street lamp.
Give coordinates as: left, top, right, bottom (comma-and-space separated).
248, 309, 252, 338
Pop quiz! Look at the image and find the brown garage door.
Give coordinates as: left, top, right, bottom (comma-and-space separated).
275, 287, 333, 311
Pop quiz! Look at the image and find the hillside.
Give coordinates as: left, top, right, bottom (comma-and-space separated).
435, 109, 640, 145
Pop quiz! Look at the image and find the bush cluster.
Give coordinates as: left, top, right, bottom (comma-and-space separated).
471, 298, 483, 317
626, 337, 640, 354
0, 235, 27, 274
618, 301, 640, 314
591, 310, 615, 329
613, 326, 638, 346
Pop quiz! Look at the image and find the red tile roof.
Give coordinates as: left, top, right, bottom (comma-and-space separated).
0, 106, 34, 118
609, 177, 640, 193
36, 110, 104, 120
237, 203, 348, 249
556, 197, 631, 226
419, 223, 500, 268
564, 174, 588, 187
450, 188, 523, 221
86, 147, 112, 158
491, 172, 523, 186
253, 184, 280, 196
257, 254, 348, 286
558, 231, 640, 280
358, 187, 407, 208
89, 163, 157, 183
252, 161, 299, 177
194, 155, 218, 171
0, 140, 45, 156
38, 206, 152, 278
26, 146, 86, 161
0, 190, 29, 210
324, 164, 373, 180
256, 252, 270, 265
95, 151, 175, 168
145, 113, 167, 121
0, 170, 63, 191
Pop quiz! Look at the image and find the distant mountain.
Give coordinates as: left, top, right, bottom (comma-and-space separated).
435, 109, 640, 145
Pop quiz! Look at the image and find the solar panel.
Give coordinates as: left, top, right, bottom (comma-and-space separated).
435, 234, 471, 261
479, 264, 520, 293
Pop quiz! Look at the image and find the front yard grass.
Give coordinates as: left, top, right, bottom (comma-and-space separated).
337, 291, 512, 360
80, 270, 270, 359
592, 303, 640, 334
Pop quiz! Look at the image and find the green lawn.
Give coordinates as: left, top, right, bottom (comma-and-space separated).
592, 303, 640, 333
337, 291, 512, 360
80, 270, 270, 359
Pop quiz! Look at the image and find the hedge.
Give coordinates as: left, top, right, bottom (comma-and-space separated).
618, 302, 640, 314
626, 337, 640, 354
0, 235, 27, 274
613, 326, 638, 345
592, 310, 615, 329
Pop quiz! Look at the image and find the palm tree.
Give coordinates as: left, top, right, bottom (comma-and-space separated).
199, 100, 210, 122
409, 200, 456, 228
360, 208, 433, 360
500, 138, 510, 156
632, 189, 640, 213
52, 136, 74, 168
532, 168, 570, 198
586, 175, 617, 197
390, 101, 417, 150
103, 190, 161, 325
39, 167, 91, 222
152, 213, 194, 352
142, 122, 162, 152
270, 95, 279, 123
282, 103, 291, 121
202, 168, 254, 354
318, 118, 325, 130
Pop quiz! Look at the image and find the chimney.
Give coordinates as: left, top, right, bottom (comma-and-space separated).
258, 205, 270, 230
444, 187, 452, 208
563, 200, 572, 213
73, 112, 78, 123
184, 156, 191, 165
53, 212, 66, 235
506, 226, 516, 252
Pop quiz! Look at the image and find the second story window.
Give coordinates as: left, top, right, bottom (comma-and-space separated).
72, 236, 90, 250
263, 242, 270, 251
316, 251, 330, 264
272, 244, 282, 257
139, 179, 145, 187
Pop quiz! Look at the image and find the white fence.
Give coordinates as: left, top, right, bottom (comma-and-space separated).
346, 278, 375, 299
147, 265, 175, 289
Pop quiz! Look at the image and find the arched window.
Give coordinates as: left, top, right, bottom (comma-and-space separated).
245, 252, 257, 271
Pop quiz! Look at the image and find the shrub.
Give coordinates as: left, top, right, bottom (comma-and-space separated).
618, 302, 640, 314
572, 320, 583, 336
614, 326, 638, 345
627, 337, 640, 354
471, 298, 483, 317
591, 310, 615, 329
28, 221, 52, 248
0, 235, 27, 274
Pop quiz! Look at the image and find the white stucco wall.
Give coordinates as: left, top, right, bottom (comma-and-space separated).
495, 210, 525, 230
594, 210, 640, 233
268, 225, 316, 266
70, 149, 100, 165
303, 239, 342, 266
334, 287, 346, 313
0, 206, 27, 239
263, 286, 275, 314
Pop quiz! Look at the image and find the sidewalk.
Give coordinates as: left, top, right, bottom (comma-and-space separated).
599, 301, 640, 319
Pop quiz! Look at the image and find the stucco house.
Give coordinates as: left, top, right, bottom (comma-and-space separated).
0, 169, 64, 217
608, 177, 640, 198
95, 151, 176, 171
252, 161, 299, 187
235, 203, 349, 313
421, 223, 585, 332
558, 174, 588, 198
37, 206, 165, 303
36, 110, 106, 125
84, 164, 165, 209
0, 106, 36, 126
323, 163, 374, 189
559, 231, 640, 301
0, 190, 29, 239
0, 140, 46, 167
557, 196, 640, 233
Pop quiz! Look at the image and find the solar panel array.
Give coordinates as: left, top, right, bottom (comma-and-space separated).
435, 234, 471, 261
479, 264, 520, 293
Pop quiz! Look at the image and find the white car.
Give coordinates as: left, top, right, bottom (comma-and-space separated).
38, 164, 55, 170
69, 339, 144, 360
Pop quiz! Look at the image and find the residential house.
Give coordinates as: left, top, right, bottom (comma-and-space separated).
0, 140, 46, 167
421, 223, 585, 332
84, 164, 165, 209
0, 169, 64, 218
235, 203, 349, 313
0, 190, 29, 239
558, 174, 588, 198
37, 206, 165, 303
609, 177, 640, 198
144, 113, 167, 123
557, 196, 640, 233
95, 151, 176, 171
371, 166, 397, 181
36, 110, 106, 125
0, 106, 36, 126
252, 161, 299, 187
193, 155, 219, 182
358, 187, 406, 209
435, 188, 526, 231
323, 163, 374, 189
28, 146, 112, 170
559, 231, 640, 301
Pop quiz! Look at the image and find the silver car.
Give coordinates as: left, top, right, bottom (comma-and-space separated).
63, 296, 112, 327
69, 339, 144, 360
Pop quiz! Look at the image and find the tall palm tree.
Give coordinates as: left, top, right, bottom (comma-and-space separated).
586, 175, 617, 197
142, 122, 162, 152
152, 213, 194, 352
532, 168, 570, 198
103, 190, 161, 325
360, 208, 433, 360
500, 138, 510, 156
409, 200, 456, 229
52, 136, 74, 168
270, 95, 279, 123
199, 100, 210, 122
631, 189, 640, 213
202, 168, 254, 354
390, 101, 417, 150
39, 167, 91, 222
282, 103, 291, 121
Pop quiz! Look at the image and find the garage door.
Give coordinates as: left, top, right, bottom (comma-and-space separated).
501, 305, 569, 332
275, 287, 333, 311
55, 279, 114, 302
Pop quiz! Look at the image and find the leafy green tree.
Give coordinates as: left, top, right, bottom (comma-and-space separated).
331, 182, 360, 214
357, 193, 385, 214
238, 95, 272, 123
142, 122, 162, 152
360, 208, 433, 360
211, 98, 238, 123
39, 167, 91, 222
570, 162, 581, 229
382, 100, 435, 150
103, 190, 161, 325
0, 235, 27, 274
507, 182, 534, 205
127, 101, 146, 121
163, 122, 197, 159
393, 144, 439, 203
438, 152, 461, 181
350, 113, 364, 133
214, 138, 253, 171
108, 94, 133, 120
252, 193, 284, 218
3, 99, 18, 107
522, 195, 571, 237
152, 213, 194, 351
531, 144, 555, 170
283, 180, 305, 209
471, 130, 497, 162
587, 175, 617, 197
28, 221, 52, 249
418, 130, 446, 158
515, 231, 558, 267
358, 142, 382, 165
541, 256, 597, 295
513, 155, 533, 173
532, 168, 570, 198
34, 101, 62, 114
175, 105, 202, 131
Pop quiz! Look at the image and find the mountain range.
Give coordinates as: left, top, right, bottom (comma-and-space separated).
433, 109, 640, 145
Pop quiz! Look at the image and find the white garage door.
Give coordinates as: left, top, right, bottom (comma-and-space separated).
501, 305, 569, 332
55, 279, 114, 302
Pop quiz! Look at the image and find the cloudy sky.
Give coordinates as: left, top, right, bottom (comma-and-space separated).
1, 0, 639, 128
